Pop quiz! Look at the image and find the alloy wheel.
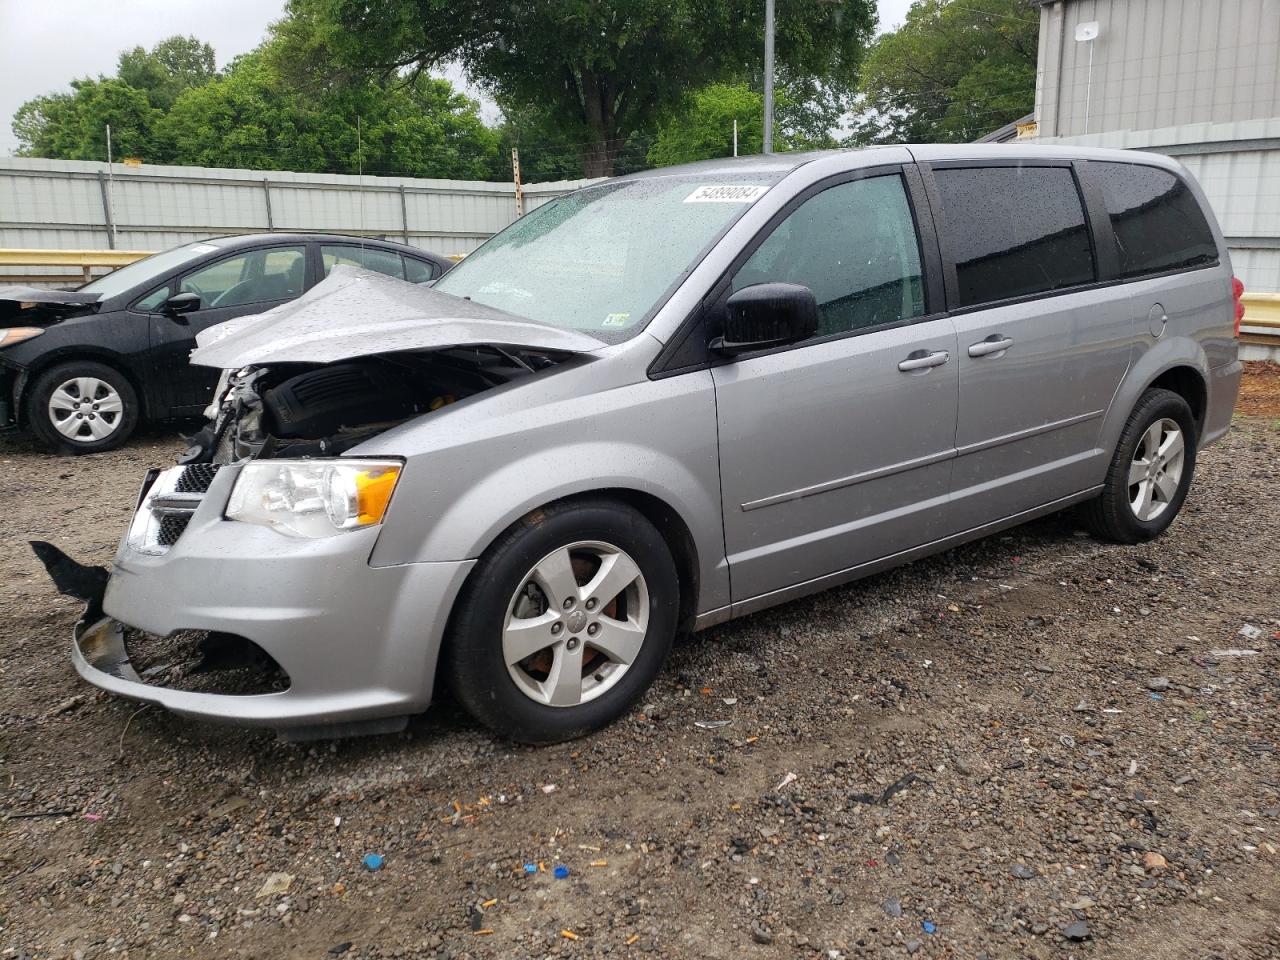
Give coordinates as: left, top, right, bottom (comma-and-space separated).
1128, 417, 1185, 521
503, 540, 649, 707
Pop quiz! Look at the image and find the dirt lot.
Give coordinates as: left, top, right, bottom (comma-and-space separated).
2, 370, 1278, 960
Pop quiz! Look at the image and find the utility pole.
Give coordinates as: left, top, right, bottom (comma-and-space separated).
512, 147, 524, 217
762, 0, 775, 154
104, 124, 117, 248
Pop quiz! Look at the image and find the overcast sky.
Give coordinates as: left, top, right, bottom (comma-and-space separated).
0, 0, 916, 156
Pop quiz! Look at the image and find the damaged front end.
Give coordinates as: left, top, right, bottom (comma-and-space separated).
38, 267, 603, 738
0, 287, 102, 427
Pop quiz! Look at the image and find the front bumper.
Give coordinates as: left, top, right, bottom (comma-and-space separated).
83, 464, 474, 732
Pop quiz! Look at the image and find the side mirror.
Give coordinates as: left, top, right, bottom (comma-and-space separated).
711, 283, 819, 356
163, 291, 201, 317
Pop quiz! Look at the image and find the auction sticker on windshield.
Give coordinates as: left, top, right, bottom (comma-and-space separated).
684, 185, 769, 203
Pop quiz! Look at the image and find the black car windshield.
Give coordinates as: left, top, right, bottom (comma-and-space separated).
79, 240, 228, 299
434, 174, 781, 340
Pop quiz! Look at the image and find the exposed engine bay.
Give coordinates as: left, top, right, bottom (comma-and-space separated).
180, 346, 554, 465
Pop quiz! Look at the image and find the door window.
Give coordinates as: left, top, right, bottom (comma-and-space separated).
1089, 162, 1218, 279
732, 174, 926, 338
932, 166, 1095, 308
179, 246, 306, 309
321, 244, 406, 280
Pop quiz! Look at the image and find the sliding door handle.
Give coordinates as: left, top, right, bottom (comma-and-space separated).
968, 336, 1014, 357
897, 350, 950, 372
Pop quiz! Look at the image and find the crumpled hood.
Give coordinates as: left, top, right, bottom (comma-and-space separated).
191, 265, 605, 369
0, 285, 101, 307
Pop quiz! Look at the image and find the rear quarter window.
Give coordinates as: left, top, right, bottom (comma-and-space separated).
932, 165, 1095, 309
1089, 162, 1218, 279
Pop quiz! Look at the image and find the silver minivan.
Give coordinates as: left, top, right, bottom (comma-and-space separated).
52, 144, 1243, 743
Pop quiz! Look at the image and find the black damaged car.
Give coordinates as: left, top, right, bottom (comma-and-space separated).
0, 234, 453, 453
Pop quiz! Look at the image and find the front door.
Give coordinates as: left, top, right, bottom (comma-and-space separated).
149, 244, 307, 413
712, 171, 959, 605
924, 163, 1133, 529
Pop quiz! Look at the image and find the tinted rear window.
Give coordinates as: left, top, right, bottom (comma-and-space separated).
933, 166, 1095, 308
1090, 162, 1218, 279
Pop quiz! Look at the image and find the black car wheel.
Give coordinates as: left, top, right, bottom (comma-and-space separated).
444, 497, 679, 744
1078, 388, 1197, 544
26, 360, 140, 454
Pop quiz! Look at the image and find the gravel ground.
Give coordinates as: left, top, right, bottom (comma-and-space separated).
2, 384, 1279, 959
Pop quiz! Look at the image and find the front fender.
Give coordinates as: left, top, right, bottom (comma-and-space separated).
367, 368, 730, 615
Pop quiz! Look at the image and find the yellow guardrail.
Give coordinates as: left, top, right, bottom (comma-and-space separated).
1242, 292, 1280, 329
0, 248, 154, 284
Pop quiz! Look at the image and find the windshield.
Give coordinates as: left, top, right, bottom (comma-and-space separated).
434, 174, 780, 340
79, 240, 227, 299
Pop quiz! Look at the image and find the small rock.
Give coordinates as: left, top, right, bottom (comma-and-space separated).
905, 940, 922, 954
1033, 662, 1055, 674
1063, 920, 1090, 941
1143, 851, 1168, 872
750, 920, 774, 945
883, 898, 903, 918
1010, 863, 1037, 880
1147, 677, 1171, 692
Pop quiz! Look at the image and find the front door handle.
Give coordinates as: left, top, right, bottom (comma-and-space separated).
897, 350, 950, 372
968, 336, 1014, 357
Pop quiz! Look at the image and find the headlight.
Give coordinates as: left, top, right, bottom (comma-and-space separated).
0, 326, 45, 347
225, 459, 402, 538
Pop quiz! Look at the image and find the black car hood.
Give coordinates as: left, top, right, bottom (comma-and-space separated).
191, 265, 606, 368
0, 285, 102, 307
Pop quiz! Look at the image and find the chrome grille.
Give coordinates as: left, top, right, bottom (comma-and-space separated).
126, 464, 222, 555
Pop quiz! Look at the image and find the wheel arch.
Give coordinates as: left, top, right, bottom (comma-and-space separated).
1146, 365, 1207, 434
16, 349, 150, 426
447, 487, 703, 642
1102, 338, 1211, 460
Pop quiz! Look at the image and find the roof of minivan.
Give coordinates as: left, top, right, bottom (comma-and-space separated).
614, 143, 1181, 182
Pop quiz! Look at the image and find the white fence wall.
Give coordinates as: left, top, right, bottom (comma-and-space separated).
0, 157, 599, 281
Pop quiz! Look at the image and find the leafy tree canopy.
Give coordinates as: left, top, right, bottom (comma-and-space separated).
284, 0, 877, 176
854, 0, 1037, 144
117, 35, 217, 110
11, 32, 504, 180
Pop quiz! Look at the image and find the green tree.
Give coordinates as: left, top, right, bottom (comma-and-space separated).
284, 0, 877, 176
117, 35, 217, 110
160, 50, 502, 179
855, 0, 1037, 144
13, 79, 160, 160
648, 83, 765, 167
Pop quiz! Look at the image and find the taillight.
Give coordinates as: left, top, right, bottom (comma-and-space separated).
1232, 275, 1245, 337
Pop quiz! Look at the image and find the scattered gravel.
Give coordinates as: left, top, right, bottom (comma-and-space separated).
2, 408, 1278, 959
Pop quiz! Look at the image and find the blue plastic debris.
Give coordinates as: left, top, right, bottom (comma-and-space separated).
362, 853, 384, 871
921, 921, 937, 934
1149, 692, 1164, 701
523, 863, 539, 874
553, 864, 570, 879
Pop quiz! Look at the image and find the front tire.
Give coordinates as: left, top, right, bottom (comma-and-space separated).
26, 361, 139, 454
444, 498, 679, 744
1079, 387, 1197, 544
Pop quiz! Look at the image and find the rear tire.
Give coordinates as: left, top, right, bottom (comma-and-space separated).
1078, 388, 1197, 544
444, 498, 679, 744
26, 361, 139, 455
